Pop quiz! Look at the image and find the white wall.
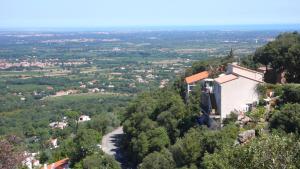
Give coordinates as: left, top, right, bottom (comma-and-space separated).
227, 64, 264, 82
220, 76, 260, 119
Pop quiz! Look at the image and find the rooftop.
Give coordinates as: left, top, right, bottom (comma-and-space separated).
185, 71, 209, 84
41, 158, 69, 169
228, 63, 264, 82
214, 74, 238, 84
231, 64, 263, 74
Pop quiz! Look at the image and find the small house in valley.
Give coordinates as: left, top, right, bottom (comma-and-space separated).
49, 122, 67, 129
23, 152, 40, 169
78, 115, 91, 123
49, 138, 58, 149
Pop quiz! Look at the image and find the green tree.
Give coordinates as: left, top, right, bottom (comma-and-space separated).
74, 129, 101, 156
51, 138, 76, 162
185, 61, 208, 77
253, 32, 300, 82
66, 111, 80, 134
286, 43, 300, 81
74, 151, 121, 169
87, 113, 120, 135
139, 149, 175, 169
147, 127, 170, 152
23, 123, 36, 137
221, 48, 236, 65
203, 134, 300, 169
228, 48, 234, 59
171, 124, 239, 168
131, 132, 150, 162
39, 151, 50, 164
68, 129, 101, 165
123, 89, 188, 165
187, 85, 201, 116
270, 103, 300, 134
171, 128, 202, 167
254, 44, 277, 69
282, 84, 300, 104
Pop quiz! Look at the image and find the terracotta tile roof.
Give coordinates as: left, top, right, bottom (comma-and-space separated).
214, 74, 238, 84
41, 158, 69, 169
185, 71, 209, 84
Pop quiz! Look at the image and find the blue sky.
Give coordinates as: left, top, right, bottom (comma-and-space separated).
1, 0, 300, 28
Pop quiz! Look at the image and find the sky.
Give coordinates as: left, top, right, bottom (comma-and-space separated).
1, 0, 300, 28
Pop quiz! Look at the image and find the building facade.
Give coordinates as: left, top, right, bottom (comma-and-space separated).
185, 71, 209, 100
213, 63, 264, 121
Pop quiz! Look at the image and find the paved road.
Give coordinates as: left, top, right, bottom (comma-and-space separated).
101, 126, 134, 168
101, 126, 124, 156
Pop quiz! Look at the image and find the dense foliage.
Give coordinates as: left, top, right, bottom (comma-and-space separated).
0, 136, 25, 169
203, 134, 300, 169
254, 32, 300, 82
270, 103, 300, 134
121, 86, 241, 168
122, 89, 190, 164
50, 128, 121, 169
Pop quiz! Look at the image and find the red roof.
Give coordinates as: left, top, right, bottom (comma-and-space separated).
41, 158, 69, 169
185, 71, 209, 84
214, 74, 238, 84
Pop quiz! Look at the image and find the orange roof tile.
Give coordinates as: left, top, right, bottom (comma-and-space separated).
185, 71, 209, 84
214, 74, 238, 84
41, 158, 69, 169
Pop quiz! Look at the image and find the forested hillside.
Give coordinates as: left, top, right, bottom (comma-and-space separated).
121, 32, 300, 169
1, 32, 300, 169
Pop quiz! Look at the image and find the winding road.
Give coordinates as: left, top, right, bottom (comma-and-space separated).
101, 126, 132, 168
101, 126, 124, 156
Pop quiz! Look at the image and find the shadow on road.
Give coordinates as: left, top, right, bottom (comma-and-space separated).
105, 130, 134, 169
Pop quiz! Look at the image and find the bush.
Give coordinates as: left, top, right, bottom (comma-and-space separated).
270, 103, 300, 134
282, 84, 300, 103
247, 107, 266, 122
139, 149, 175, 169
256, 84, 283, 98
202, 134, 300, 169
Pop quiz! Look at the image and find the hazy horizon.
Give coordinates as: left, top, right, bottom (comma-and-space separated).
1, 0, 300, 29
1, 24, 300, 32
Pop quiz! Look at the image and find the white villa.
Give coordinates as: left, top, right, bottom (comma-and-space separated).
213, 63, 264, 120
23, 152, 40, 169
49, 122, 67, 129
78, 115, 91, 123
186, 63, 264, 124
49, 138, 58, 149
